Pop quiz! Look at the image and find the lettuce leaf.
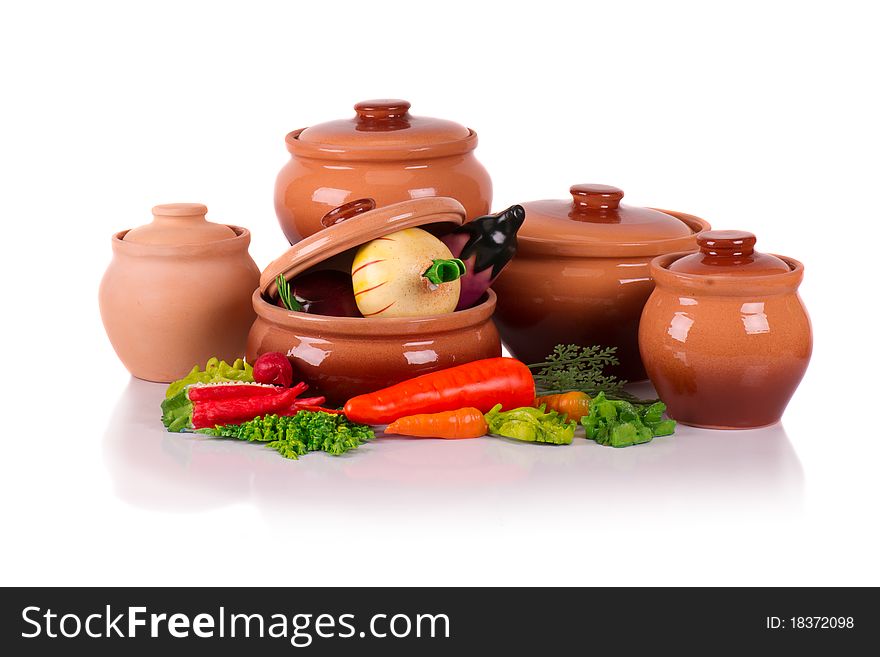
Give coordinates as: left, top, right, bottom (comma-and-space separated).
485, 404, 575, 445
165, 357, 254, 399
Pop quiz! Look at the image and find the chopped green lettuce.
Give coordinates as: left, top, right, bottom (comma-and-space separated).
485, 404, 576, 445
581, 392, 676, 447
165, 357, 254, 398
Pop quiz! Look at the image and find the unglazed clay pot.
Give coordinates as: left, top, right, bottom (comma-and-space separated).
247, 197, 502, 405
274, 99, 492, 244
99, 204, 260, 382
491, 184, 710, 380
639, 230, 812, 429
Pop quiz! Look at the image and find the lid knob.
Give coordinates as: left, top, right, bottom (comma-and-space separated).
321, 198, 377, 228
697, 230, 756, 257
152, 202, 208, 218
125, 202, 234, 244
570, 184, 624, 211
354, 99, 412, 123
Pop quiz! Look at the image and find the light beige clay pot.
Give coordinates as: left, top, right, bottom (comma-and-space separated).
99, 204, 260, 382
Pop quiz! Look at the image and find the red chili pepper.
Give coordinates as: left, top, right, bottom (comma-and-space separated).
343, 357, 535, 425
297, 405, 342, 415
187, 383, 298, 402
192, 387, 307, 429
291, 396, 327, 409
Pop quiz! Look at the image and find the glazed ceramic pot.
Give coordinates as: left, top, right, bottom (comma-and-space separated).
99, 204, 260, 383
639, 230, 812, 429
247, 197, 502, 405
274, 99, 492, 244
491, 184, 710, 380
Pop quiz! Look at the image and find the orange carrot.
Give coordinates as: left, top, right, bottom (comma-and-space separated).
384, 407, 488, 440
534, 391, 591, 422
344, 357, 535, 425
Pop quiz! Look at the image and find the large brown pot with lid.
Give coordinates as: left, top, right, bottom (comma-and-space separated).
274, 99, 492, 244
99, 203, 260, 382
491, 184, 710, 381
639, 230, 812, 429
247, 196, 502, 406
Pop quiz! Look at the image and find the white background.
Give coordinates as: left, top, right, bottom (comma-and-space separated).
1, 0, 878, 586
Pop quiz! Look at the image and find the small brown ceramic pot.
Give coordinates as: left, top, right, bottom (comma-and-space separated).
275, 99, 492, 244
639, 231, 812, 429
248, 196, 501, 405
99, 204, 260, 383
491, 184, 710, 380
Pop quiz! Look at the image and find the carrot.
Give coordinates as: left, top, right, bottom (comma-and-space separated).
535, 391, 591, 422
343, 357, 535, 425
385, 407, 488, 439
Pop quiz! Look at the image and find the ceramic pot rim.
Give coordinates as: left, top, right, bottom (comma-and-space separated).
285, 127, 479, 162
514, 209, 710, 258
650, 251, 805, 296
252, 287, 497, 336
111, 225, 251, 257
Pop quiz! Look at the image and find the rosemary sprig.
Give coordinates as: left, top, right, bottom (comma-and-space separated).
276, 274, 303, 312
527, 344, 648, 404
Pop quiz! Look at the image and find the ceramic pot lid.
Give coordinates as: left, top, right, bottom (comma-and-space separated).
289, 100, 476, 159
260, 196, 467, 297
668, 230, 791, 276
518, 184, 699, 255
122, 204, 236, 245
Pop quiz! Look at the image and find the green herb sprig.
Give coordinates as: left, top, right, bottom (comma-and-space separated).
276, 274, 303, 312
527, 344, 646, 404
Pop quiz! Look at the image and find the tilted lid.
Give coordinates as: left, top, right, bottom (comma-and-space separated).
668, 230, 791, 276
288, 100, 476, 160
122, 203, 236, 245
260, 196, 466, 297
516, 184, 708, 257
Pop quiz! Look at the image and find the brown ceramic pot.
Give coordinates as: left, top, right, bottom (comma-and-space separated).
639, 231, 812, 429
99, 204, 260, 383
274, 99, 492, 244
491, 184, 710, 380
247, 196, 502, 405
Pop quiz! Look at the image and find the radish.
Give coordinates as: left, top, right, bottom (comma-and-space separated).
253, 352, 294, 387
351, 228, 465, 318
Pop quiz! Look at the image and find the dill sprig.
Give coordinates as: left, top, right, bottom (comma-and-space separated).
276, 274, 303, 312
527, 344, 646, 404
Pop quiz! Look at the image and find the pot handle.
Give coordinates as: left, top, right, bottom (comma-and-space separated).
321, 198, 377, 228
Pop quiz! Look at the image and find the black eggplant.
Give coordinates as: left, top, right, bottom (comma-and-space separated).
439, 204, 525, 310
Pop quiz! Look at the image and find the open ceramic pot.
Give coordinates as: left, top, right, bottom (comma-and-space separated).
491, 184, 710, 381
274, 99, 492, 244
247, 196, 502, 405
639, 231, 812, 429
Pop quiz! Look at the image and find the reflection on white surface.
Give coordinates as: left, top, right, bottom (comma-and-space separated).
104, 378, 804, 519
